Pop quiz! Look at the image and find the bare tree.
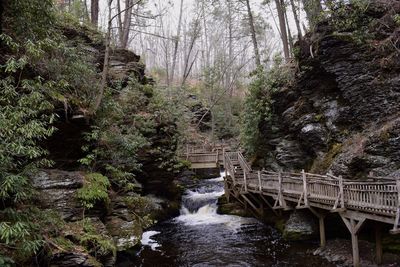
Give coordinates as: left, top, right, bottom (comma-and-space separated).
302, 0, 322, 29
274, 0, 290, 61
93, 0, 112, 113
90, 0, 99, 27
289, 0, 302, 40
170, 0, 184, 85
243, 0, 261, 68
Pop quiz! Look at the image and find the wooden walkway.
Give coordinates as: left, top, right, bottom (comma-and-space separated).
184, 147, 400, 267
183, 144, 225, 169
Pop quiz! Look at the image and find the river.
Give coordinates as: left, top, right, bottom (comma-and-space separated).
123, 173, 336, 267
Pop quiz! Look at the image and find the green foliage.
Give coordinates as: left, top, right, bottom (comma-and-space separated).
394, 14, 400, 26
240, 63, 294, 157
79, 219, 116, 257
0, 58, 55, 204
0, 255, 15, 267
80, 77, 181, 190
77, 173, 110, 210
0, 209, 45, 262
2, 0, 56, 41
123, 196, 156, 228
326, 0, 373, 43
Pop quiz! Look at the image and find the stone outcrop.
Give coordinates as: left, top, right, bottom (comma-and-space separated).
105, 196, 143, 252
282, 211, 317, 240
32, 169, 84, 221
259, 1, 400, 178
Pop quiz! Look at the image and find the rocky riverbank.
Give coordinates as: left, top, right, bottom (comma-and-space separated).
312, 239, 400, 267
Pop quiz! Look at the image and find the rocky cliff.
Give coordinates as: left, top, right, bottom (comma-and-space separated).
24, 23, 182, 266
260, 0, 400, 179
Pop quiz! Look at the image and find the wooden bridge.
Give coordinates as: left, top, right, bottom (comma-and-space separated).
183, 146, 400, 267
183, 144, 225, 169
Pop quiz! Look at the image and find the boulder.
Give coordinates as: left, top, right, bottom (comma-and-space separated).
50, 252, 97, 267
283, 211, 317, 240
31, 169, 84, 221
105, 196, 143, 251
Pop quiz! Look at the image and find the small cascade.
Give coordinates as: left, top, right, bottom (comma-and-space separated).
175, 172, 256, 229
133, 172, 334, 267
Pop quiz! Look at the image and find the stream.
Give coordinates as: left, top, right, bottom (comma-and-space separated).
122, 173, 336, 267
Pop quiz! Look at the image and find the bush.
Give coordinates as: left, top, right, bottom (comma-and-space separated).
240, 63, 294, 157
77, 173, 110, 210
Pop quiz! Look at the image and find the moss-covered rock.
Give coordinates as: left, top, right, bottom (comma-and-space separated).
282, 211, 317, 241
216, 195, 251, 217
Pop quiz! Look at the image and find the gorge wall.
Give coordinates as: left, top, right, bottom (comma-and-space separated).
259, 0, 400, 179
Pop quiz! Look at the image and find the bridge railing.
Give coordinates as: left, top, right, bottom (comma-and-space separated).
227, 152, 400, 222
343, 181, 398, 216
187, 153, 218, 163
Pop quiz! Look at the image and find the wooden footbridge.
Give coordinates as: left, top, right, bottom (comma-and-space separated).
183, 145, 400, 267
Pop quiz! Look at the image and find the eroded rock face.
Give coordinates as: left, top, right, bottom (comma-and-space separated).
31, 169, 84, 221
283, 211, 317, 240
50, 252, 95, 267
259, 1, 400, 178
105, 196, 143, 251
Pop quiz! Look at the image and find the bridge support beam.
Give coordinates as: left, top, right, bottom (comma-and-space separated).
319, 216, 326, 248
340, 215, 366, 267
375, 224, 382, 265
309, 207, 326, 247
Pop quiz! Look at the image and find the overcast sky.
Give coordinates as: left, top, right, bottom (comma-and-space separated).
97, 0, 304, 42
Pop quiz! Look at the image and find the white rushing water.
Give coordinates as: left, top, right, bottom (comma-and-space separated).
132, 172, 333, 267
175, 172, 257, 230
141, 231, 161, 251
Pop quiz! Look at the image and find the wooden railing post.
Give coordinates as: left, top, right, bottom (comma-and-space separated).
302, 169, 309, 206
277, 170, 285, 208
258, 171, 262, 192
186, 144, 189, 160
339, 175, 345, 209
244, 171, 248, 192
391, 178, 400, 234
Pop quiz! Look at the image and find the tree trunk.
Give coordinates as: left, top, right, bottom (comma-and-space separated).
284, 3, 294, 56
244, 0, 261, 68
226, 0, 234, 95
117, 0, 124, 45
90, 0, 99, 27
170, 0, 184, 85
275, 0, 290, 61
93, 0, 112, 113
0, 0, 3, 34
120, 0, 133, 49
302, 0, 322, 29
289, 0, 302, 40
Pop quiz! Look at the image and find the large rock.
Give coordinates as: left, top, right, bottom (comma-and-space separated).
31, 169, 84, 221
283, 211, 317, 240
105, 196, 143, 251
274, 138, 311, 170
258, 1, 400, 178
50, 252, 97, 267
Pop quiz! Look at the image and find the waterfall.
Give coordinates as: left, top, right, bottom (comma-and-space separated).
175, 172, 254, 229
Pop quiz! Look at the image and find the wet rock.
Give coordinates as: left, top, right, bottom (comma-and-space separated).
105, 196, 143, 251
257, 1, 400, 176
275, 139, 311, 170
313, 239, 400, 266
299, 123, 329, 150
283, 211, 317, 240
217, 195, 251, 217
50, 252, 98, 267
31, 169, 84, 221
